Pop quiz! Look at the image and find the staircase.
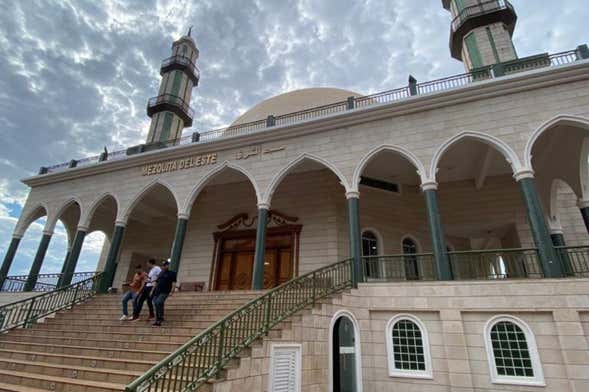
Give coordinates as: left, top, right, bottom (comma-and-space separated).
0, 291, 259, 392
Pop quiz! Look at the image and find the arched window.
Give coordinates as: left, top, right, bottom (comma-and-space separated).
361, 231, 379, 257
362, 230, 380, 279
402, 237, 419, 280
484, 316, 545, 386
385, 314, 432, 379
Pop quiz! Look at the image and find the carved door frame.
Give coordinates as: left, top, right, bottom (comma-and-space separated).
208, 210, 302, 290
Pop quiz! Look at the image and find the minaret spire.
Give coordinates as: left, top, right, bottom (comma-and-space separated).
145, 32, 200, 144
442, 0, 518, 72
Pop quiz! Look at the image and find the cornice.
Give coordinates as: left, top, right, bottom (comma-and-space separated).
22, 60, 589, 188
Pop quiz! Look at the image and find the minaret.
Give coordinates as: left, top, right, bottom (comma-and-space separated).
442, 0, 518, 71
146, 27, 200, 144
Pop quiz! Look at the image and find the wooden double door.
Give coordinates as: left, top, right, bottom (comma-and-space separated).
214, 231, 296, 291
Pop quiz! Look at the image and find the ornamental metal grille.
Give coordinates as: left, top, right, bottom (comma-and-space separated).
392, 319, 426, 371
490, 321, 534, 377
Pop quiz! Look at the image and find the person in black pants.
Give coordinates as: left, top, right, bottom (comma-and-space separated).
133, 259, 161, 321
152, 260, 177, 327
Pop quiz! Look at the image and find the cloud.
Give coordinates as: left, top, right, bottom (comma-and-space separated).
0, 0, 587, 275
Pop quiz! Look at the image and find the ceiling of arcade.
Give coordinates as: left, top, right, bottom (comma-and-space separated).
128, 184, 177, 227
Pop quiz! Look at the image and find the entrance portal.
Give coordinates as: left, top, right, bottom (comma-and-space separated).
211, 211, 301, 291
332, 315, 358, 392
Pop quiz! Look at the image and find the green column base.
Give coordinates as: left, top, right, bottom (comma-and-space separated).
100, 225, 125, 293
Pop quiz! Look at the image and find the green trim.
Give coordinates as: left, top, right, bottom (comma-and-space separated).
465, 32, 483, 68
347, 197, 362, 287
170, 71, 182, 98
0, 237, 20, 287
424, 189, 452, 280
252, 208, 268, 290
486, 26, 501, 63
518, 178, 563, 278
24, 234, 52, 291
100, 225, 125, 293
58, 230, 86, 287
160, 112, 173, 141
454, 0, 465, 12
170, 218, 188, 273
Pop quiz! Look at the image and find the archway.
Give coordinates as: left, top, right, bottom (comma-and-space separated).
266, 155, 347, 279
113, 183, 178, 290
354, 146, 432, 280
184, 165, 260, 291
329, 311, 362, 392
433, 135, 537, 279
529, 118, 589, 245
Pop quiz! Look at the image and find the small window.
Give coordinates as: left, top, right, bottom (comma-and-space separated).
385, 314, 432, 379
484, 316, 545, 386
402, 237, 419, 280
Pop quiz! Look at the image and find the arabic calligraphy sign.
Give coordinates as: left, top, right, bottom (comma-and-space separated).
235, 145, 286, 160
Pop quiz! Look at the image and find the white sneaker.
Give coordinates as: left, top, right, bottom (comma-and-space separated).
119, 315, 127, 321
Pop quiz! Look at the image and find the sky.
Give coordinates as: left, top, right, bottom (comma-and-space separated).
0, 0, 588, 276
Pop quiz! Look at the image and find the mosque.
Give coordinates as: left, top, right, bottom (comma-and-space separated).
1, 1, 589, 391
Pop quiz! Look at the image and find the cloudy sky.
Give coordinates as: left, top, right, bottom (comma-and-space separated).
0, 0, 587, 277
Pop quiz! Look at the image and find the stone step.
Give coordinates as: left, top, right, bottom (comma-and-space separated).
30, 321, 205, 335
0, 357, 142, 385
0, 348, 154, 372
0, 340, 168, 362
55, 312, 229, 322
0, 369, 125, 392
0, 381, 55, 392
0, 333, 180, 352
40, 316, 229, 328
62, 307, 237, 316
10, 328, 194, 344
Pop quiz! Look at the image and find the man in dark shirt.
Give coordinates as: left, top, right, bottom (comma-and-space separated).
152, 260, 177, 327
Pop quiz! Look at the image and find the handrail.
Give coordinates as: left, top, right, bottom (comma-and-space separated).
147, 93, 195, 119
451, 0, 513, 32
125, 258, 353, 391
0, 273, 102, 333
161, 55, 201, 81
0, 271, 98, 292
40, 46, 584, 175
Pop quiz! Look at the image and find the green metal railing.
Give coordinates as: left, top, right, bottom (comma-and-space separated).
0, 273, 102, 333
448, 248, 543, 280
125, 258, 352, 392
555, 246, 589, 277
362, 253, 437, 281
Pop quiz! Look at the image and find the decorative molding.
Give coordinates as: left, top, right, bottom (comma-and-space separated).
177, 212, 190, 220
23, 62, 589, 188
513, 168, 535, 182
420, 181, 438, 191
578, 199, 589, 209
216, 210, 299, 232
77, 225, 89, 232
42, 229, 54, 236
114, 220, 127, 228
346, 191, 360, 199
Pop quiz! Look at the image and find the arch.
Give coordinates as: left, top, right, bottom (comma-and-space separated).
353, 145, 428, 191
580, 137, 589, 200
547, 178, 575, 229
483, 314, 545, 386
121, 178, 180, 222
385, 314, 433, 379
429, 131, 522, 182
181, 161, 261, 216
81, 192, 121, 228
361, 227, 383, 256
328, 310, 363, 392
264, 153, 350, 205
15, 203, 49, 237
400, 234, 422, 254
524, 114, 589, 170
46, 197, 83, 232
